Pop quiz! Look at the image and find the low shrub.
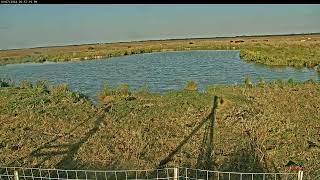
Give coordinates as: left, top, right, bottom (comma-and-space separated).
0, 79, 10, 87
184, 80, 198, 91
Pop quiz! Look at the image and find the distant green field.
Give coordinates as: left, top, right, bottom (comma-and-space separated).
1, 34, 320, 72
1, 79, 319, 178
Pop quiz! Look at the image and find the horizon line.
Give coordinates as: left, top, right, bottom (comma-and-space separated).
1, 32, 320, 51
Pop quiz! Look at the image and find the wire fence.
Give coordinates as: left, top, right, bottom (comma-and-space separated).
0, 167, 303, 180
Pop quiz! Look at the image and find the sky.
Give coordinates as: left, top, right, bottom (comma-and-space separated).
0, 4, 320, 50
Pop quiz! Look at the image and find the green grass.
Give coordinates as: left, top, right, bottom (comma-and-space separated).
0, 79, 319, 178
239, 42, 320, 69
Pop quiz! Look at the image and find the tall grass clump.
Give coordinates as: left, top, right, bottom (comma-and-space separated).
274, 79, 286, 88
304, 78, 317, 85
19, 80, 33, 89
257, 77, 266, 88
34, 80, 49, 93
135, 84, 152, 99
184, 80, 198, 91
287, 78, 299, 86
244, 75, 253, 88
51, 83, 70, 95
98, 83, 115, 105
116, 83, 131, 98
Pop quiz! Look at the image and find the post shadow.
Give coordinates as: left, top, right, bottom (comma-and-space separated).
196, 96, 219, 170
157, 96, 219, 169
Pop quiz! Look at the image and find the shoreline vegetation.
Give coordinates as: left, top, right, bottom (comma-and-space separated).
0, 79, 319, 178
1, 34, 320, 72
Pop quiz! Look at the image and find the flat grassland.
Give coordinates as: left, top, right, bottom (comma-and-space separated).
0, 80, 319, 179
1, 34, 320, 178
1, 34, 320, 72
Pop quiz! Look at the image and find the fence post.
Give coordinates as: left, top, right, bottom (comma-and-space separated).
298, 170, 303, 180
185, 168, 188, 180
14, 170, 19, 180
174, 167, 178, 180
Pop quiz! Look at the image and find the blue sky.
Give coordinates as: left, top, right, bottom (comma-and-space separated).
0, 4, 320, 50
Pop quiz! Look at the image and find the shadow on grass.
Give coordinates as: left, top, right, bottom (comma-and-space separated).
195, 117, 216, 170
220, 148, 265, 173
6, 113, 106, 170
158, 96, 219, 169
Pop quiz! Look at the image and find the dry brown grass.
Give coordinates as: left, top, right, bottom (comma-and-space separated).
0, 80, 319, 178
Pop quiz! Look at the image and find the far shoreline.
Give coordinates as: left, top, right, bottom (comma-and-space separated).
1, 32, 319, 51
0, 33, 320, 72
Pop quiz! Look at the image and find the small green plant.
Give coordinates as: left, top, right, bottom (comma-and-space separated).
0, 79, 10, 87
273, 79, 286, 88
51, 84, 70, 95
116, 83, 131, 98
19, 80, 33, 89
70, 92, 89, 102
136, 84, 151, 97
184, 80, 198, 91
304, 78, 317, 85
36, 55, 47, 63
244, 75, 253, 88
287, 78, 297, 86
34, 80, 48, 93
257, 77, 266, 87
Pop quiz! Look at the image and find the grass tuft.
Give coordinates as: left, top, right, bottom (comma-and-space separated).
184, 80, 198, 91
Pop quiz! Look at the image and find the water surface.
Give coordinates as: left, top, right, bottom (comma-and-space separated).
0, 50, 318, 102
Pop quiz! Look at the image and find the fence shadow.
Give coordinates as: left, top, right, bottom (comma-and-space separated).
6, 113, 106, 170
195, 116, 216, 170
219, 147, 265, 173
158, 96, 219, 170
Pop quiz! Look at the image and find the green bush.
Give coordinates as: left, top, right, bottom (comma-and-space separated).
287, 78, 297, 86
184, 80, 198, 91
0, 79, 10, 87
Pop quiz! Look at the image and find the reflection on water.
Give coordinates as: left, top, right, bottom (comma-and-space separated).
0, 50, 318, 102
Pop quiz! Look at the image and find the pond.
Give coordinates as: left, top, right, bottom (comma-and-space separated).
0, 50, 318, 102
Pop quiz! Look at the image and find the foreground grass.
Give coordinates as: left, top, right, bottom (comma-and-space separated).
0, 80, 319, 179
1, 34, 320, 72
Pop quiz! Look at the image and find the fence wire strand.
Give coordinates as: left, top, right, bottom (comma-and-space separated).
0, 167, 304, 180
